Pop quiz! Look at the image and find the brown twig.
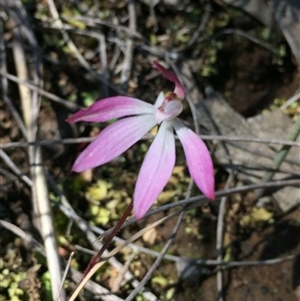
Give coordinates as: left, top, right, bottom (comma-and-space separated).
47, 173, 159, 301
2, 134, 299, 149
0, 70, 81, 110
46, 0, 125, 95
0, 149, 32, 187
0, 219, 124, 301
216, 172, 235, 301
99, 178, 300, 239
120, 0, 136, 90
7, 1, 66, 299
0, 17, 27, 138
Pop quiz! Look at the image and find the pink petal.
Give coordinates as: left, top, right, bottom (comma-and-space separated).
67, 96, 154, 123
173, 120, 215, 199
134, 121, 175, 219
153, 61, 185, 99
72, 115, 157, 172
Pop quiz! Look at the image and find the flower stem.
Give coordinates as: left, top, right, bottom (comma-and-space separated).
83, 200, 133, 277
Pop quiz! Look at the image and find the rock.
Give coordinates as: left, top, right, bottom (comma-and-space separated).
196, 87, 300, 212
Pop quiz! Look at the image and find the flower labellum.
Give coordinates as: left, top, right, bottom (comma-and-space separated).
67, 61, 215, 219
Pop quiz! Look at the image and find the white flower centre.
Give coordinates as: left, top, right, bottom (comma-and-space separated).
154, 92, 183, 124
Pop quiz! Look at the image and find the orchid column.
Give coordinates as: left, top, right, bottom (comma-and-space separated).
67, 61, 215, 219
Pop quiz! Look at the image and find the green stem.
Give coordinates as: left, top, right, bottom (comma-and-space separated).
255, 115, 300, 198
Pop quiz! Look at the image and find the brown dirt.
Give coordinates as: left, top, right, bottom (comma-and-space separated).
207, 36, 299, 117
171, 210, 300, 301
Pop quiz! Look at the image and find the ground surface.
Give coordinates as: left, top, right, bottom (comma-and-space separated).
1, 1, 299, 301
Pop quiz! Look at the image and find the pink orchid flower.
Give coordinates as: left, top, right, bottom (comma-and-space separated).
67, 61, 215, 219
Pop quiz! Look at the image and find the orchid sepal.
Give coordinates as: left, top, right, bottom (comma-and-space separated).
72, 115, 156, 172
67, 96, 154, 123
153, 61, 185, 99
133, 120, 175, 219
173, 119, 215, 200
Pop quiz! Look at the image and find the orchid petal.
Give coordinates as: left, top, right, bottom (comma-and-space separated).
153, 61, 185, 99
154, 92, 165, 108
67, 96, 154, 123
134, 121, 175, 219
173, 120, 215, 199
72, 115, 157, 172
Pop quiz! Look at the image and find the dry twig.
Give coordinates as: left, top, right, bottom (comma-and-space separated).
216, 172, 235, 301
6, 1, 66, 299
